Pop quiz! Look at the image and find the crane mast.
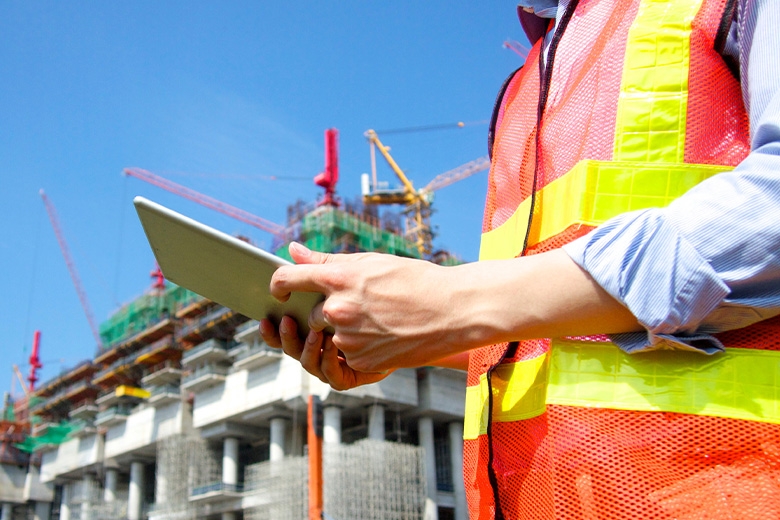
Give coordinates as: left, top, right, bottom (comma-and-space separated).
40, 190, 104, 349
361, 129, 490, 258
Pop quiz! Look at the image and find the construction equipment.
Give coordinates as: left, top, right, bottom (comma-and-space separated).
503, 39, 531, 60
361, 129, 490, 257
27, 330, 43, 392
313, 128, 340, 207
40, 190, 104, 348
124, 167, 286, 239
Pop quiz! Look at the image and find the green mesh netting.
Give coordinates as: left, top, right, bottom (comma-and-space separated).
15, 420, 82, 453
275, 207, 421, 261
98, 284, 200, 348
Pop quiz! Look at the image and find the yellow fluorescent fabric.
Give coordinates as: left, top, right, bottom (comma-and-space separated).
613, 0, 703, 163
548, 341, 780, 424
479, 160, 729, 261
464, 353, 548, 440
464, 342, 780, 439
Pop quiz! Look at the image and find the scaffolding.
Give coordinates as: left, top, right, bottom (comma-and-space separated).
153, 433, 220, 520
276, 205, 422, 261
98, 285, 200, 348
245, 439, 426, 520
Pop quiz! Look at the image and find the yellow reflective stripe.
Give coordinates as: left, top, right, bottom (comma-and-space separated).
463, 353, 548, 440
465, 342, 780, 440
479, 160, 728, 261
548, 340, 780, 424
613, 0, 703, 162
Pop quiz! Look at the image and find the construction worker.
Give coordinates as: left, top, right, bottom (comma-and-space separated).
262, 0, 780, 518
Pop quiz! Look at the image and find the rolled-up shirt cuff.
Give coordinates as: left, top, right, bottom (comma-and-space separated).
562, 209, 731, 354
608, 331, 724, 355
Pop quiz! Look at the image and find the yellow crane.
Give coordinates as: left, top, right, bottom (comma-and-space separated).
361, 128, 490, 258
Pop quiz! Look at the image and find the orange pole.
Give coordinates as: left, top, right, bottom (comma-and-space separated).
308, 395, 323, 520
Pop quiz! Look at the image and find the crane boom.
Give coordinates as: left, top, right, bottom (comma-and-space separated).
422, 155, 490, 193
39, 190, 103, 348
124, 168, 285, 237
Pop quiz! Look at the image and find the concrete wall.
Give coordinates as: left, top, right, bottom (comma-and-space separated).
40, 433, 104, 483
105, 401, 190, 459
0, 464, 26, 503
418, 368, 467, 417
193, 357, 306, 429
340, 368, 419, 406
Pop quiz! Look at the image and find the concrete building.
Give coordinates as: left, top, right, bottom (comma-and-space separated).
13, 204, 468, 520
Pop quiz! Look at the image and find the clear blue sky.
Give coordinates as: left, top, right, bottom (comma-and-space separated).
0, 2, 527, 397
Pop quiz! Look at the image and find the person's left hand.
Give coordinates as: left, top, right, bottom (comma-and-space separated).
259, 315, 391, 391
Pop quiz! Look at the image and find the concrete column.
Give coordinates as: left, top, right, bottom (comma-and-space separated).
323, 406, 342, 445
367, 403, 386, 441
33, 501, 51, 520
128, 462, 145, 520
221, 512, 237, 520
156, 464, 168, 509
82, 473, 94, 520
418, 416, 438, 520
449, 421, 467, 520
289, 421, 305, 456
59, 483, 71, 520
104, 468, 118, 502
223, 437, 239, 487
1, 504, 13, 520
269, 418, 287, 461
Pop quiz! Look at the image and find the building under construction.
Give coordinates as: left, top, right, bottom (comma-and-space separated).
1, 131, 477, 520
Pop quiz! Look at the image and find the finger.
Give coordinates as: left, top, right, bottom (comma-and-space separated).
288, 242, 332, 265
299, 330, 327, 382
270, 264, 333, 302
258, 319, 282, 349
279, 316, 305, 361
308, 301, 330, 332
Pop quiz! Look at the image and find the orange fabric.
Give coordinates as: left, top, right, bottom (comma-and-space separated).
466, 0, 777, 519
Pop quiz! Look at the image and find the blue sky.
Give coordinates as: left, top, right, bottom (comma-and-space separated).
0, 2, 527, 397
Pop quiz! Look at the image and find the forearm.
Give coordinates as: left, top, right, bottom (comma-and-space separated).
445, 248, 641, 352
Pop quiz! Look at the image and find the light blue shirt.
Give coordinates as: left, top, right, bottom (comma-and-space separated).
518, 0, 780, 354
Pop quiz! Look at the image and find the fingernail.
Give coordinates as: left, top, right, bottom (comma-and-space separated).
306, 330, 318, 345
280, 319, 289, 335
290, 242, 312, 258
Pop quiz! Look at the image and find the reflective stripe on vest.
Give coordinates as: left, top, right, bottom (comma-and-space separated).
479, 160, 729, 261
464, 341, 780, 440
479, 0, 719, 262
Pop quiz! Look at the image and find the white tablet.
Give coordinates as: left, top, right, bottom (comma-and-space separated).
134, 196, 322, 336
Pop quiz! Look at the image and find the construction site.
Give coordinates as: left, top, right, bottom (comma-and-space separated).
1, 128, 488, 520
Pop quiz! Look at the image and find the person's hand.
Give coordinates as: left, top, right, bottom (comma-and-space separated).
267, 242, 476, 374
259, 316, 391, 391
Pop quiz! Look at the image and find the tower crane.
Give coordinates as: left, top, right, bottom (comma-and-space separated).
123, 167, 286, 238
361, 129, 490, 258
40, 190, 104, 349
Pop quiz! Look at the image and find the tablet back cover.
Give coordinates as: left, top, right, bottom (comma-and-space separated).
134, 196, 320, 335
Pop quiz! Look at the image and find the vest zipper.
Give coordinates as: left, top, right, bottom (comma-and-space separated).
485, 2, 581, 518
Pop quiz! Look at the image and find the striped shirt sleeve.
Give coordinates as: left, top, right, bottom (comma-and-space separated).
563, 0, 780, 354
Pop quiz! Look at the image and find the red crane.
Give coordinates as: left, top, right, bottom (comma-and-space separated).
123, 167, 286, 238
27, 330, 42, 392
313, 128, 340, 207
503, 39, 530, 60
40, 190, 104, 349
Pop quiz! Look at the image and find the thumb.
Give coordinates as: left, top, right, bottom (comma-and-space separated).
289, 242, 330, 265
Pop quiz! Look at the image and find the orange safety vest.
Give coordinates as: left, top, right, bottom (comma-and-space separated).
465, 0, 780, 519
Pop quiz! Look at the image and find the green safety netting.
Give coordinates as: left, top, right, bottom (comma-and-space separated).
275, 206, 422, 261
15, 420, 82, 453
98, 284, 200, 348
